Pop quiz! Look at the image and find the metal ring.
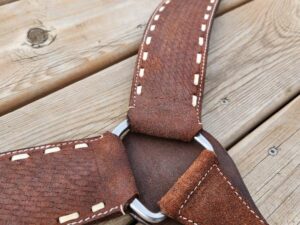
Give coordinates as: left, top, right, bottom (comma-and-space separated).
112, 119, 214, 223
112, 119, 214, 151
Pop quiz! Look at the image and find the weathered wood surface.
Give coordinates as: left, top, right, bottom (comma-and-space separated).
0, 0, 299, 150
0, 0, 17, 6
229, 97, 300, 225
0, 0, 299, 225
0, 0, 249, 115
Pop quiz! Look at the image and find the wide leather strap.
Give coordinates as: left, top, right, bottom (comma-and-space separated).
128, 0, 220, 141
0, 132, 138, 225
159, 150, 268, 225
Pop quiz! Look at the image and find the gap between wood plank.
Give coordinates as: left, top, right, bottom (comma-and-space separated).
0, 0, 299, 224
0, 0, 251, 116
226, 91, 300, 150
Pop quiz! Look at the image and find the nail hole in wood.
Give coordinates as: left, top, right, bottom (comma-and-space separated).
221, 97, 230, 105
268, 146, 279, 156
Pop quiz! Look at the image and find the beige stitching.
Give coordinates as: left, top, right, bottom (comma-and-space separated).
91, 202, 105, 213
159, 6, 165, 12
178, 164, 266, 225
67, 206, 119, 225
192, 95, 198, 107
120, 204, 126, 215
195, 0, 218, 125
11, 153, 30, 161
142, 52, 149, 61
59, 212, 80, 224
198, 37, 204, 46
178, 165, 215, 217
194, 74, 200, 85
137, 85, 143, 95
130, 0, 172, 108
0, 136, 104, 159
44, 147, 61, 154
139, 68, 145, 77
74, 143, 88, 149
196, 53, 202, 64
146, 37, 152, 45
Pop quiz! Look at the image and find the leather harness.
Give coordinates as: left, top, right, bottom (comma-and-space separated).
0, 1, 269, 225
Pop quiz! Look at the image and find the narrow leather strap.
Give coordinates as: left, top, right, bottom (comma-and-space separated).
159, 150, 269, 225
128, 0, 219, 141
0, 132, 137, 225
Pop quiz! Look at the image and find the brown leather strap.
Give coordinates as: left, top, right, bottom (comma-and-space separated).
159, 150, 268, 225
0, 132, 137, 225
128, 0, 219, 141
124, 131, 267, 225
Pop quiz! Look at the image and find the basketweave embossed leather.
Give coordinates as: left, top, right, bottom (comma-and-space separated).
128, 0, 219, 142
0, 133, 138, 225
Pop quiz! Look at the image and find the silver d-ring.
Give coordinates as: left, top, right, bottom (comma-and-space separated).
112, 119, 214, 223
112, 119, 214, 151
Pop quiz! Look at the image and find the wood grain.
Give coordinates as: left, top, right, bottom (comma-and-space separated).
0, 0, 299, 225
0, 0, 250, 115
0, 0, 17, 6
217, 0, 252, 15
229, 97, 300, 225
0, 0, 298, 149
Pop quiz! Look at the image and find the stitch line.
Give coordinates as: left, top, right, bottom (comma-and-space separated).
195, 0, 218, 125
129, 0, 171, 109
67, 206, 120, 225
0, 135, 104, 158
178, 164, 266, 225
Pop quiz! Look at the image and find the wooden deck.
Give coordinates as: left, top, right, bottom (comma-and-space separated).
0, 0, 299, 225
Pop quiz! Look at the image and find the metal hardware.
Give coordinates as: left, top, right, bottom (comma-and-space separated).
194, 133, 214, 152
112, 119, 130, 137
113, 119, 214, 152
129, 199, 167, 223
112, 119, 215, 223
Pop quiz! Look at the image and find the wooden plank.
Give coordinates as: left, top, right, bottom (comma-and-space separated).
0, 0, 299, 150
0, 1, 298, 224
0, 0, 250, 115
0, 0, 17, 6
229, 97, 300, 225
217, 0, 252, 15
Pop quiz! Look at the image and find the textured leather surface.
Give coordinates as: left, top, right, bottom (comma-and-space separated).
128, 0, 220, 141
0, 132, 137, 225
159, 150, 268, 225
124, 131, 267, 225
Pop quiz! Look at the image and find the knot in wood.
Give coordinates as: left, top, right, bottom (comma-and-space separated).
27, 28, 49, 45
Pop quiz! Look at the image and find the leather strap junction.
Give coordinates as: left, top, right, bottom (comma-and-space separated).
0, 1, 269, 225
159, 150, 268, 225
128, 0, 219, 142
0, 132, 137, 225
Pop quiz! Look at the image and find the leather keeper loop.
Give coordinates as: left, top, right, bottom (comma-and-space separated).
128, 0, 220, 141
